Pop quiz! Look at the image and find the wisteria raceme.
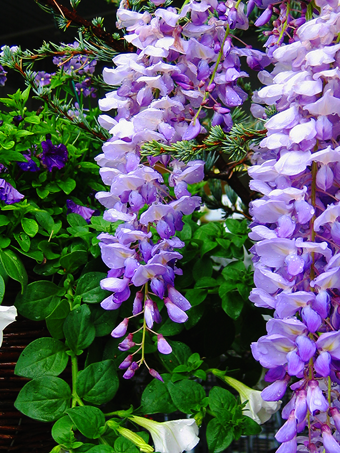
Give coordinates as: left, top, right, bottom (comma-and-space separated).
249, 0, 340, 451
96, 0, 269, 378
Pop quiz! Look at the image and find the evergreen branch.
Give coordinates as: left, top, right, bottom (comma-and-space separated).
140, 124, 266, 164
33, 0, 133, 53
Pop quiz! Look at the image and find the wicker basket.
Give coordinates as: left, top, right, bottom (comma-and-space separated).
0, 315, 55, 452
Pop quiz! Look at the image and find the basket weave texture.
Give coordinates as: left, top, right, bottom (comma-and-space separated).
0, 315, 55, 452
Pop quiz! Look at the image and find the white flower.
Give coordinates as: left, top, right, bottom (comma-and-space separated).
130, 416, 199, 453
223, 376, 281, 424
0, 305, 17, 347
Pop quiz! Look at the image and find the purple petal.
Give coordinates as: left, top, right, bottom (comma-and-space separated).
157, 335, 172, 354
111, 318, 129, 338
164, 298, 188, 323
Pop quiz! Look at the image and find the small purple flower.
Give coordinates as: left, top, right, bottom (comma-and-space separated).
66, 200, 95, 223
40, 139, 68, 172
0, 65, 7, 86
17, 152, 40, 173
34, 71, 52, 87
0, 179, 24, 204
12, 115, 23, 126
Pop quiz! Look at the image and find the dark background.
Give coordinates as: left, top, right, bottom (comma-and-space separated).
1, 0, 119, 93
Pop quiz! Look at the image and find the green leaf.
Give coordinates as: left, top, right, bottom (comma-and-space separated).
87, 447, 114, 453
157, 317, 184, 336
0, 274, 5, 303
209, 387, 237, 423
46, 299, 70, 339
14, 376, 71, 422
35, 210, 54, 233
194, 277, 216, 288
206, 419, 233, 453
0, 215, 10, 226
75, 272, 109, 304
159, 341, 192, 372
67, 213, 88, 227
221, 291, 244, 319
36, 187, 49, 199
14, 231, 31, 252
242, 416, 261, 436
194, 223, 222, 239
21, 218, 39, 237
0, 249, 27, 291
167, 380, 205, 413
0, 235, 10, 249
192, 257, 213, 280
114, 437, 139, 453
63, 304, 96, 354
15, 281, 63, 321
90, 216, 112, 232
77, 360, 119, 405
24, 115, 41, 124
66, 406, 105, 439
57, 178, 76, 195
141, 374, 177, 414
52, 415, 78, 448
60, 250, 88, 273
15, 337, 68, 379
90, 305, 118, 337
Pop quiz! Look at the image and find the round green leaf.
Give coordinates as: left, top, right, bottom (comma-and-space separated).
63, 304, 96, 354
14, 376, 71, 422
52, 415, 78, 448
77, 360, 119, 405
21, 218, 39, 237
0, 248, 27, 291
66, 406, 105, 439
167, 380, 205, 413
15, 337, 68, 379
15, 280, 64, 321
206, 419, 233, 453
75, 272, 109, 304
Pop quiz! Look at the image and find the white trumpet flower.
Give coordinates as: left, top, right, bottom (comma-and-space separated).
224, 376, 281, 424
130, 416, 199, 453
0, 305, 17, 347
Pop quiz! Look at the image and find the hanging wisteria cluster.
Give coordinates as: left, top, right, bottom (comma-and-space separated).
94, 0, 273, 380
249, 0, 340, 452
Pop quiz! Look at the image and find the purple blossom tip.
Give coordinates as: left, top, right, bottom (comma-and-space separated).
0, 179, 24, 204
66, 200, 95, 223
111, 318, 129, 338
149, 368, 164, 382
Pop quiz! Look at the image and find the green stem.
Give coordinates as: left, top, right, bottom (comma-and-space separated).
193, 25, 230, 124
277, 1, 290, 44
71, 354, 84, 407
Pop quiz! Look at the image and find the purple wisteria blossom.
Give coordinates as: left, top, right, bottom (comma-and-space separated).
94, 0, 269, 380
249, 1, 340, 451
40, 139, 68, 172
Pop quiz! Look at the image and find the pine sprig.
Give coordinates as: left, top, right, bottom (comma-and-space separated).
140, 124, 266, 164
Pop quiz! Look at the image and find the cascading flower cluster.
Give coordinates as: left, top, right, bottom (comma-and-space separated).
249, 0, 340, 451
96, 0, 270, 380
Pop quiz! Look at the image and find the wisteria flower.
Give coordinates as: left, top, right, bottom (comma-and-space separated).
130, 416, 199, 453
